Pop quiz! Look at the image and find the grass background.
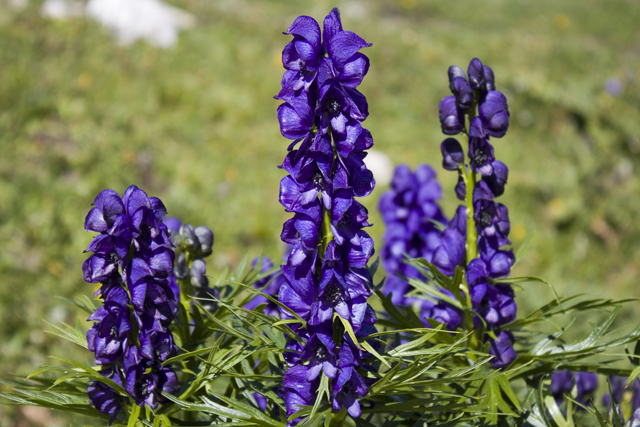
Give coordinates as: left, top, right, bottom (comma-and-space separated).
0, 0, 639, 424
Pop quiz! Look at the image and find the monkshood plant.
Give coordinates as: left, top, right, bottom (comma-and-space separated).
2, 7, 640, 427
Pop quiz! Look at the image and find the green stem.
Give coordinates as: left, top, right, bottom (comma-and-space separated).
320, 204, 334, 259
463, 166, 478, 263
461, 276, 481, 353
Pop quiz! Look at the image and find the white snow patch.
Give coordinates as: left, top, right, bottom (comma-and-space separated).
41, 0, 83, 18
85, 0, 195, 48
364, 149, 393, 187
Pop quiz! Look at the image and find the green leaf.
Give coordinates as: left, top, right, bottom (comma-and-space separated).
628, 365, 640, 387
496, 373, 522, 411
309, 373, 330, 421
333, 312, 361, 349
42, 320, 88, 349
127, 404, 141, 427
362, 340, 391, 368
513, 234, 534, 266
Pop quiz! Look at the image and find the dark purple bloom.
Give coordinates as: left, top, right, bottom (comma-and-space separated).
455, 172, 466, 201
379, 164, 447, 306
439, 96, 464, 135
550, 370, 573, 404
447, 65, 473, 111
468, 117, 495, 176
281, 206, 321, 267
139, 330, 176, 365
419, 290, 463, 331
432, 228, 465, 276
299, 329, 338, 380
276, 9, 377, 419
576, 372, 598, 405
331, 343, 368, 417
84, 189, 126, 233
479, 91, 510, 138
478, 236, 514, 278
283, 365, 321, 419
482, 160, 508, 197
441, 138, 464, 171
467, 58, 486, 92
474, 199, 510, 246
470, 282, 516, 327
488, 330, 517, 369
279, 16, 322, 95
87, 369, 123, 424
87, 287, 132, 365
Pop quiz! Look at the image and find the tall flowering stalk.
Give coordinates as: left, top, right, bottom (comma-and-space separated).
275, 8, 378, 422
83, 186, 179, 422
378, 165, 465, 329
434, 58, 517, 367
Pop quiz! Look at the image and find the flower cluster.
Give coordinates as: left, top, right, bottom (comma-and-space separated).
170, 220, 217, 313
550, 371, 598, 408
378, 164, 447, 307
83, 186, 179, 420
434, 58, 516, 368
275, 8, 377, 421
378, 165, 463, 329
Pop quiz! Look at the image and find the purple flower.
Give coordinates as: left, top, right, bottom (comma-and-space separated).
470, 282, 516, 327
84, 190, 127, 233
550, 370, 573, 403
83, 186, 179, 412
441, 138, 464, 171
467, 58, 487, 92
447, 66, 473, 110
468, 117, 495, 176
488, 330, 517, 369
299, 329, 338, 380
439, 96, 464, 135
379, 164, 447, 306
87, 370, 123, 424
576, 372, 598, 405
474, 199, 510, 246
479, 91, 510, 138
432, 228, 465, 276
87, 287, 132, 365
330, 343, 369, 417
283, 365, 321, 419
276, 9, 377, 419
419, 290, 463, 331
279, 16, 322, 95
481, 160, 508, 197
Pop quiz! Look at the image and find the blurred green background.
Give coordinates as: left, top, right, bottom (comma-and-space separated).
1, 0, 639, 424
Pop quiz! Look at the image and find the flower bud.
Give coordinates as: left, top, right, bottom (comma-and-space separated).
483, 66, 495, 91
479, 91, 510, 138
447, 65, 473, 110
440, 138, 464, 171
194, 226, 214, 257
179, 224, 198, 251
190, 258, 208, 288
467, 58, 486, 91
455, 172, 466, 201
438, 96, 464, 135
174, 252, 188, 280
